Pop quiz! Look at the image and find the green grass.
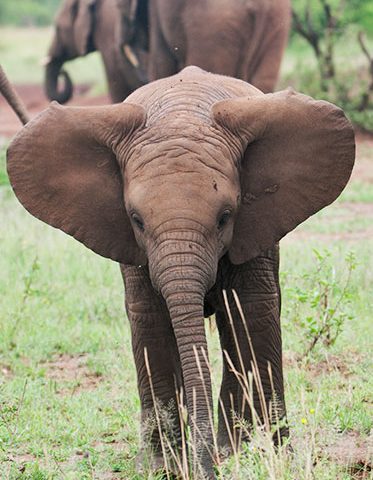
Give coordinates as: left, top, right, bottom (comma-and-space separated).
339, 181, 373, 203
0, 26, 106, 92
0, 145, 8, 186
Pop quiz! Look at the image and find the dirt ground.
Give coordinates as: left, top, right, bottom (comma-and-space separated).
0, 84, 110, 138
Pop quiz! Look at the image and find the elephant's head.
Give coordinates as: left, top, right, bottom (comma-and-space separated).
7, 68, 354, 477
44, 0, 96, 103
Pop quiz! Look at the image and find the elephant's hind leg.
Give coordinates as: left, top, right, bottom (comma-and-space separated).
121, 264, 184, 475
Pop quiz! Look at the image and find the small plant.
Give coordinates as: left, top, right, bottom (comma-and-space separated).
283, 249, 356, 358
7, 255, 40, 348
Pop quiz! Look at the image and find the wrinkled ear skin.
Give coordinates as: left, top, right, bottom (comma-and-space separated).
7, 102, 147, 266
212, 90, 355, 265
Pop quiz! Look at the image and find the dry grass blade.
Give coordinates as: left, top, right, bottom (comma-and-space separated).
175, 386, 189, 478
144, 347, 172, 480
231, 289, 271, 431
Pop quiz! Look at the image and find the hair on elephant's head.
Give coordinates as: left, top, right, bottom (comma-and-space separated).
7, 67, 355, 478
44, 0, 96, 103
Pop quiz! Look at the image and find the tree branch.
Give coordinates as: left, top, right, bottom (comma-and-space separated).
358, 31, 373, 64
291, 7, 321, 57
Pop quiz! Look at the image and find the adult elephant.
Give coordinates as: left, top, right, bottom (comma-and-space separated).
6, 66, 354, 478
118, 0, 291, 93
46, 0, 290, 104
44, 0, 147, 103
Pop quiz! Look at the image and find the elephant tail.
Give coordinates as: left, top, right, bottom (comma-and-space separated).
0, 65, 29, 125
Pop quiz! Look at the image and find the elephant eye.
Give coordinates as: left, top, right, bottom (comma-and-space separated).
131, 212, 144, 231
217, 210, 232, 230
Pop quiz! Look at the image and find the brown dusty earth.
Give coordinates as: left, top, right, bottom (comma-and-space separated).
0, 84, 110, 138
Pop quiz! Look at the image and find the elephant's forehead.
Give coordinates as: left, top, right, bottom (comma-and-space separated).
126, 68, 259, 108
126, 170, 239, 216
126, 128, 240, 180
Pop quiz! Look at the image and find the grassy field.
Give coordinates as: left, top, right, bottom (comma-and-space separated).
1, 141, 372, 480
0, 27, 106, 94
1, 26, 373, 480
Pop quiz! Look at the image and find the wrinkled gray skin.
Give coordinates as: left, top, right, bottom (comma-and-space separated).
6, 67, 354, 479
47, 0, 290, 104
116, 0, 291, 93
45, 0, 146, 103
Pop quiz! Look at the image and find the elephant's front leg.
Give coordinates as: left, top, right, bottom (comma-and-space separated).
120, 265, 184, 474
216, 249, 288, 454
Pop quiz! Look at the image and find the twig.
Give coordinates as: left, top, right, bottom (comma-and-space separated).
357, 31, 373, 111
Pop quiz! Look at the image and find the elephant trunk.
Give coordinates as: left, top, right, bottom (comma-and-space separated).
149, 232, 217, 479
44, 58, 73, 104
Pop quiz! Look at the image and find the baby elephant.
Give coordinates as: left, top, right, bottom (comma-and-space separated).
7, 67, 354, 479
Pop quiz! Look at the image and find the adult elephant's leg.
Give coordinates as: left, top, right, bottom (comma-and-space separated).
101, 55, 133, 103
248, 25, 290, 93
147, 1, 178, 81
216, 250, 288, 453
120, 264, 184, 473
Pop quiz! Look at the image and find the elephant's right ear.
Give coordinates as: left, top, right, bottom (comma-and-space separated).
212, 90, 355, 264
7, 102, 147, 265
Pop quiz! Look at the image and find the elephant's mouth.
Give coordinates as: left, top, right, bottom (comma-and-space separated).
119, 43, 149, 86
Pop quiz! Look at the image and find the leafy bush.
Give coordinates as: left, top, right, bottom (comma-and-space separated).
282, 249, 356, 358
291, 0, 373, 36
290, 0, 373, 131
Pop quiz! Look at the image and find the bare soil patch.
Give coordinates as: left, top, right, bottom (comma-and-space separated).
0, 363, 13, 378
325, 431, 373, 477
0, 84, 110, 138
283, 351, 365, 378
44, 353, 103, 394
285, 202, 373, 243
5, 449, 123, 479
306, 353, 362, 379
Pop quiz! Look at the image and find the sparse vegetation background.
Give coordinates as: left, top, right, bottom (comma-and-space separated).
0, 1, 372, 479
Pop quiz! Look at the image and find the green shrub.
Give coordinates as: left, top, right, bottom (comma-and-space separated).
282, 249, 356, 358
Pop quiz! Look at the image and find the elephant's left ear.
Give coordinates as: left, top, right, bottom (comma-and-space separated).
7, 102, 147, 266
212, 90, 355, 264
